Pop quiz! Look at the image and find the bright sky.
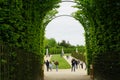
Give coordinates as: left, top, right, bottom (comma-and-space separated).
45, 2, 85, 46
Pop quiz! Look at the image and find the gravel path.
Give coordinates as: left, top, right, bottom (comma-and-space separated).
44, 55, 91, 80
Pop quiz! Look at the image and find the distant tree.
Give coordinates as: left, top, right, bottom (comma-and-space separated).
59, 40, 71, 48
45, 38, 57, 48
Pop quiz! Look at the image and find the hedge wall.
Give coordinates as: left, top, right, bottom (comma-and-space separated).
74, 0, 120, 80
45, 47, 85, 54
0, 0, 60, 80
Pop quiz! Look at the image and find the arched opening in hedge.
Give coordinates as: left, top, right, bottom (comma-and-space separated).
1, 0, 119, 80
45, 15, 86, 52
44, 14, 88, 79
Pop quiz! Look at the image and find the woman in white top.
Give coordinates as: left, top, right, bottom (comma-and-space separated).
49, 61, 53, 71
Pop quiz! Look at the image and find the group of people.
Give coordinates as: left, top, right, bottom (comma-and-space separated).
71, 58, 84, 72
45, 57, 85, 72
45, 60, 59, 72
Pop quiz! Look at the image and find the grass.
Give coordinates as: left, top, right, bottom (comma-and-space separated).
50, 54, 71, 69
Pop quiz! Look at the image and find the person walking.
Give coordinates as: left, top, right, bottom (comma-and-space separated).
78, 60, 81, 69
80, 61, 84, 69
45, 60, 49, 71
71, 59, 76, 72
49, 61, 53, 71
74, 60, 78, 69
54, 61, 59, 72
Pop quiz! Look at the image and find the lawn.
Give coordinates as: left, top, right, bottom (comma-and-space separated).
50, 54, 71, 69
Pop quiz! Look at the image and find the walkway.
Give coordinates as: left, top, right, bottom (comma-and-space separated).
44, 55, 91, 80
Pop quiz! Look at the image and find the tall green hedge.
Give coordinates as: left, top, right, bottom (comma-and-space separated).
45, 47, 85, 54
0, 0, 60, 80
74, 0, 120, 80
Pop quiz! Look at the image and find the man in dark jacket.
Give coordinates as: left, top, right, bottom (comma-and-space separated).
71, 59, 76, 71
45, 60, 49, 71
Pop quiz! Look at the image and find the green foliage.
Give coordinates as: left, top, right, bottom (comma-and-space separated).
74, 0, 120, 79
0, 0, 61, 80
44, 37, 85, 55
45, 38, 57, 48
71, 52, 86, 62
43, 9, 58, 27
58, 40, 72, 48
48, 48, 74, 54
44, 46, 85, 55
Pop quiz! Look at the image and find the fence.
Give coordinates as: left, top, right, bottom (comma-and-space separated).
90, 64, 94, 80
0, 44, 43, 80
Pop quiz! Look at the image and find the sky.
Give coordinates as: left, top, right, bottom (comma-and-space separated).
45, 2, 85, 46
